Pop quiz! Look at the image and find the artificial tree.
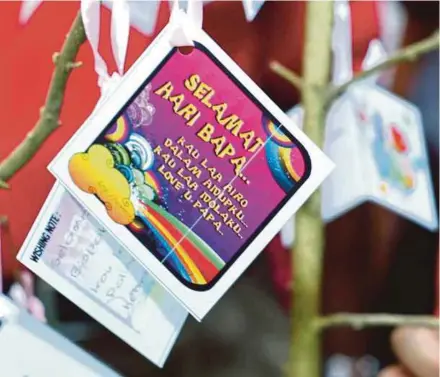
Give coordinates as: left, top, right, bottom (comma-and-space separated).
0, 3, 438, 377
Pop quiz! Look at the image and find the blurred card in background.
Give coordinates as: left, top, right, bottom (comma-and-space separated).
17, 183, 187, 368
0, 294, 122, 377
322, 84, 438, 231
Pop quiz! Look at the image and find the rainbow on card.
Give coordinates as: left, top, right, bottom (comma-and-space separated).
135, 200, 225, 285
105, 114, 131, 143
262, 116, 306, 193
263, 117, 295, 148
144, 171, 162, 197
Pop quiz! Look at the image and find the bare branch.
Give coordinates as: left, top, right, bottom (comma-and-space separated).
316, 313, 440, 331
270, 61, 304, 92
0, 12, 86, 188
287, 3, 334, 377
327, 30, 440, 104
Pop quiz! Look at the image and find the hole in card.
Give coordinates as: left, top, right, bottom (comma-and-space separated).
178, 46, 194, 56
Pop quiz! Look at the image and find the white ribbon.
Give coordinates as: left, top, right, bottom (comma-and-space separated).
81, 0, 130, 89
81, 0, 108, 88
111, 0, 130, 75
20, 0, 265, 30
331, 0, 353, 86
168, 0, 204, 47
242, 0, 265, 22
332, 0, 387, 87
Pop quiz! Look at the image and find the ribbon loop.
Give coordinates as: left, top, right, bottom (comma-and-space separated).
169, 0, 204, 47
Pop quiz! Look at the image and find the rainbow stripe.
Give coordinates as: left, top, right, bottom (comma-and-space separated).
128, 218, 145, 232
279, 147, 303, 182
135, 200, 224, 285
262, 117, 294, 148
105, 114, 131, 143
144, 171, 162, 197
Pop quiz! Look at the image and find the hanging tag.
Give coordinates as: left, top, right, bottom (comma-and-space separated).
321, 0, 437, 229
49, 10, 333, 320
322, 51, 437, 228
0, 295, 122, 377
17, 183, 187, 367
347, 84, 438, 230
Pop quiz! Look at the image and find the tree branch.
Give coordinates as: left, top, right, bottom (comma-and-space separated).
287, 3, 334, 377
0, 12, 86, 187
270, 61, 304, 92
327, 30, 440, 103
316, 313, 440, 330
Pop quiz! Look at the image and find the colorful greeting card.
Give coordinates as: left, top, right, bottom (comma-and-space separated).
0, 294, 122, 377
49, 21, 333, 320
17, 183, 187, 367
322, 84, 438, 230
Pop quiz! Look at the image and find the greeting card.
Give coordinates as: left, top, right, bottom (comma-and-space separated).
49, 14, 333, 320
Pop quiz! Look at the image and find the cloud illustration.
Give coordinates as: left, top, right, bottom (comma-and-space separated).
68, 144, 135, 225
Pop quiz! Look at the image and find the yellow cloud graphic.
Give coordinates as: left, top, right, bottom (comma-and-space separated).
68, 144, 135, 225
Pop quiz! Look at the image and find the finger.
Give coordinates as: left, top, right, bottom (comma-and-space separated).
378, 365, 415, 377
391, 326, 439, 377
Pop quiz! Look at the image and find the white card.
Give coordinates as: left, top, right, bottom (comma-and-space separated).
17, 183, 187, 367
0, 294, 121, 377
322, 84, 438, 230
49, 18, 333, 320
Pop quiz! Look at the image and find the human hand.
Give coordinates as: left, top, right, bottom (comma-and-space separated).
378, 326, 439, 377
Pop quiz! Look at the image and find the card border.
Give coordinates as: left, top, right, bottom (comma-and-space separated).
90, 42, 312, 290
49, 21, 334, 320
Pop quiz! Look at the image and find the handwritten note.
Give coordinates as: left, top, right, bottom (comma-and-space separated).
17, 183, 187, 367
